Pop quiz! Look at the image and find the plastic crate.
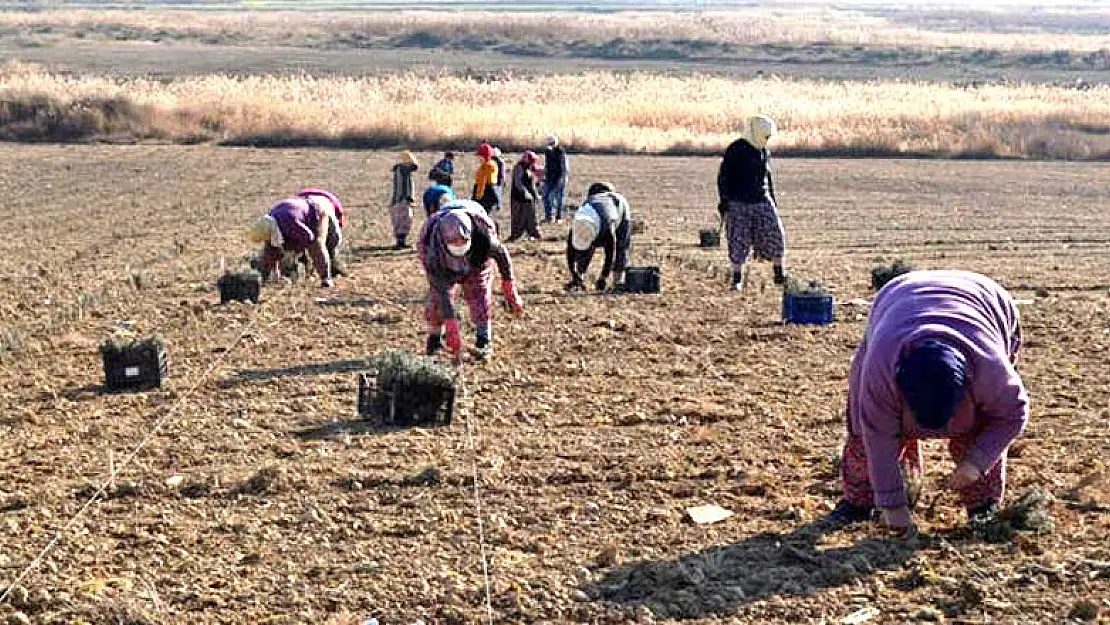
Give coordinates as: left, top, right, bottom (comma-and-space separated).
357, 372, 454, 427
102, 340, 168, 391
624, 266, 661, 294
699, 229, 720, 248
782, 292, 835, 325
217, 271, 262, 304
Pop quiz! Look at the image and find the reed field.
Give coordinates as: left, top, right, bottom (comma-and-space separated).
2, 62, 1109, 159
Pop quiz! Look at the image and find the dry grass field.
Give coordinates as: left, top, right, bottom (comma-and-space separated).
0, 145, 1108, 623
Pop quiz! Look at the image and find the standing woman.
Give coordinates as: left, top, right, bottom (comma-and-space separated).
389, 150, 419, 249
418, 199, 524, 360
717, 115, 787, 291
566, 182, 631, 291
248, 194, 340, 288
832, 270, 1028, 533
506, 150, 543, 242
472, 143, 499, 214
541, 135, 570, 223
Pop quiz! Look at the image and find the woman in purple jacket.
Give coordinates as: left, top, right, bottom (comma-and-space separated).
832, 270, 1028, 533
249, 194, 341, 288
418, 200, 523, 360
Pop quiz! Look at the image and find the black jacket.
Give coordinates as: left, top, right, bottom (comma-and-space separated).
717, 138, 776, 204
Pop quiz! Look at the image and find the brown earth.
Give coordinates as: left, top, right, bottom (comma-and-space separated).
0, 145, 1109, 624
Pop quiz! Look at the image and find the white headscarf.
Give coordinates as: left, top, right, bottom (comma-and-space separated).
247, 215, 283, 248
571, 205, 601, 251
743, 115, 777, 150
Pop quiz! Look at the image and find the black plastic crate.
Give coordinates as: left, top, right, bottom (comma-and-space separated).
218, 271, 262, 304
699, 229, 721, 248
101, 337, 168, 391
624, 266, 661, 294
357, 372, 454, 427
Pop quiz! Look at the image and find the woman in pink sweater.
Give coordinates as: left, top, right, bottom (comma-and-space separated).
832, 270, 1028, 533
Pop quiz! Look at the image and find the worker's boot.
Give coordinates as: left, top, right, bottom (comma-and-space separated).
425, 333, 443, 356
773, 263, 787, 286
731, 266, 745, 291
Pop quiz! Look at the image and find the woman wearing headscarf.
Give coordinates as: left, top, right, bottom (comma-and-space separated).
248, 192, 342, 288
717, 115, 787, 291
565, 182, 631, 292
418, 200, 523, 360
296, 187, 345, 274
541, 134, 570, 223
389, 150, 419, 249
506, 150, 543, 242
831, 270, 1028, 534
422, 169, 456, 217
472, 143, 499, 213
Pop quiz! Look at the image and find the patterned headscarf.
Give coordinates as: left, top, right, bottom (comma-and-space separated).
896, 339, 969, 430
427, 209, 475, 274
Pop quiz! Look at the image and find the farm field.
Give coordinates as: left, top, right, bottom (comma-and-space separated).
0, 145, 1109, 623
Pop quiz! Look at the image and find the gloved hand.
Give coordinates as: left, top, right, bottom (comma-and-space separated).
503, 279, 524, 314
565, 275, 586, 292
717, 199, 728, 216
949, 459, 983, 491
595, 277, 607, 292
444, 319, 463, 356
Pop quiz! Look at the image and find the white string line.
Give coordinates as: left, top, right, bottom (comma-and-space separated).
0, 296, 270, 604
457, 372, 495, 624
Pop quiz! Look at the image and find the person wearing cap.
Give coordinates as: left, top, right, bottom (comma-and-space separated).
831, 270, 1028, 533
717, 115, 787, 291
389, 150, 419, 249
432, 151, 455, 178
472, 143, 500, 213
248, 193, 341, 288
296, 187, 345, 275
422, 169, 456, 216
541, 135, 570, 223
418, 199, 524, 360
565, 182, 631, 292
506, 150, 543, 242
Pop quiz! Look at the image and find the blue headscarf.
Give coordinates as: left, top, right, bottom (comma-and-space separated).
895, 339, 968, 430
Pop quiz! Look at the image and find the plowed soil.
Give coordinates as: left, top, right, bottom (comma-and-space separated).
1, 145, 1109, 624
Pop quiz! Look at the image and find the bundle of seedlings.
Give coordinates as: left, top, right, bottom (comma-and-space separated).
871, 258, 916, 291
217, 270, 262, 304
358, 350, 456, 426
698, 227, 721, 248
971, 488, 1055, 543
100, 335, 168, 391
785, 277, 830, 297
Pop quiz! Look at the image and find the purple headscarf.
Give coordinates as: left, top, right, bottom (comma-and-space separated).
425, 208, 474, 275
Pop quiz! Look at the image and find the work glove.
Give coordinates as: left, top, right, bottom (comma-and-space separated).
444, 319, 463, 356
503, 279, 524, 314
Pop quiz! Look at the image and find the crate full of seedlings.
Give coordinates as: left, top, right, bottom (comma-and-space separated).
623, 266, 661, 294
218, 271, 262, 304
357, 350, 456, 426
871, 259, 915, 292
782, 278, 834, 325
699, 228, 721, 248
101, 335, 168, 391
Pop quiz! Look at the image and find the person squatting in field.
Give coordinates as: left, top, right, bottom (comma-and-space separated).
418, 200, 524, 360
389, 150, 419, 249
505, 150, 543, 242
565, 182, 632, 292
832, 270, 1028, 534
717, 115, 787, 291
541, 135, 570, 223
248, 190, 343, 288
422, 169, 456, 216
472, 143, 500, 214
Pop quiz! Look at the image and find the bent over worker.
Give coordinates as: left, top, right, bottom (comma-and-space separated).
418, 200, 523, 360
566, 182, 631, 292
248, 193, 341, 288
831, 270, 1028, 534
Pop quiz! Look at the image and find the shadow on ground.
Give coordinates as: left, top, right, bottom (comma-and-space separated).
586, 521, 916, 620
220, 358, 372, 386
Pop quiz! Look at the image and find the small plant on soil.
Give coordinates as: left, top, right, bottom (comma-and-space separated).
871, 258, 915, 291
